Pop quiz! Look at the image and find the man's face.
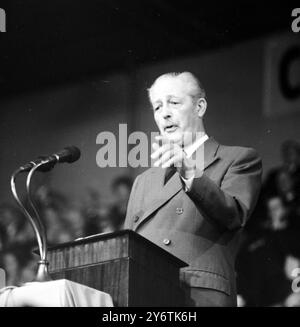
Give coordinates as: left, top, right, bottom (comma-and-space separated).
150, 76, 200, 145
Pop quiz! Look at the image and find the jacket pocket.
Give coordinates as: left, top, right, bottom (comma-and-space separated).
180, 269, 231, 296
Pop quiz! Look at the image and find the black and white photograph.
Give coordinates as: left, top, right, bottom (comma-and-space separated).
0, 0, 300, 312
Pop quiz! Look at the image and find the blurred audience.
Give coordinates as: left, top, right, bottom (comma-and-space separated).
0, 175, 133, 287
237, 195, 300, 306
237, 139, 300, 307
0, 203, 35, 249
264, 140, 300, 221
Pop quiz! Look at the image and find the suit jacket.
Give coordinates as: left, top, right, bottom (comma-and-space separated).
124, 137, 262, 306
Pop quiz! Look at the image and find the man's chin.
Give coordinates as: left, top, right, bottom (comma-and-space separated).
162, 132, 182, 144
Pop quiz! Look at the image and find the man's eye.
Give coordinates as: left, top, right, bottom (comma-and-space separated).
154, 106, 161, 111
170, 101, 179, 105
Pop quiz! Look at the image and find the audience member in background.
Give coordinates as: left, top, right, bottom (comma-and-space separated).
264, 139, 300, 202
282, 139, 300, 176
63, 204, 86, 240
0, 203, 36, 286
0, 246, 37, 286
0, 203, 35, 250
0, 222, 6, 252
276, 169, 296, 203
43, 206, 74, 245
236, 194, 300, 306
20, 255, 37, 284
81, 187, 110, 236
34, 186, 75, 245
244, 139, 300, 256
276, 168, 300, 230
104, 176, 133, 232
0, 250, 21, 286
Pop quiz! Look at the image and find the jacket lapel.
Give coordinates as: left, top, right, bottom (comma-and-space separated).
203, 137, 220, 170
133, 137, 220, 231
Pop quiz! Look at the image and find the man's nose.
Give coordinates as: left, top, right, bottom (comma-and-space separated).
161, 104, 172, 119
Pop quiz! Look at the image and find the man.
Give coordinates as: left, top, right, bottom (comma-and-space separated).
124, 72, 262, 306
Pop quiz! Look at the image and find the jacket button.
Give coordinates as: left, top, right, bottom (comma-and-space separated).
163, 238, 171, 246
133, 215, 139, 223
176, 207, 184, 215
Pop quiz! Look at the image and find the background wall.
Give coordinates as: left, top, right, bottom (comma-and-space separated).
1, 33, 299, 205
0, 73, 131, 204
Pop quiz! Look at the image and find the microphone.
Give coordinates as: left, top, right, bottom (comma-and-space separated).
20, 146, 81, 172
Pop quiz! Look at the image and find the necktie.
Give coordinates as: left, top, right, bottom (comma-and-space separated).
164, 165, 177, 185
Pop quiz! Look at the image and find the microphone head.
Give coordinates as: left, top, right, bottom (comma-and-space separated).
60, 146, 81, 163
19, 146, 81, 173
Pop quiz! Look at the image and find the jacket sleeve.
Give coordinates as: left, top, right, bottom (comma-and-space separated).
123, 175, 141, 230
187, 148, 262, 230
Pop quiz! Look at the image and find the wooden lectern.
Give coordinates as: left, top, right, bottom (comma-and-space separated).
47, 230, 187, 306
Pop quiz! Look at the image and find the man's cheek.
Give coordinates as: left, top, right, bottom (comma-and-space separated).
154, 117, 160, 128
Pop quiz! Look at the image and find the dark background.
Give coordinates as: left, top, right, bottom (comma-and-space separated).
0, 0, 296, 94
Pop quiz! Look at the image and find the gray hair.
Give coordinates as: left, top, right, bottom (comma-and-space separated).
147, 72, 206, 101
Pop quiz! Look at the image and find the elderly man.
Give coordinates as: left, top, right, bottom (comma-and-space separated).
124, 72, 262, 306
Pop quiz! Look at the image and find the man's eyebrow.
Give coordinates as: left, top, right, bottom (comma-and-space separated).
167, 95, 181, 99
152, 99, 162, 105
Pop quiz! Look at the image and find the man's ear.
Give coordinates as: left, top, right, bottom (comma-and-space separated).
196, 98, 207, 118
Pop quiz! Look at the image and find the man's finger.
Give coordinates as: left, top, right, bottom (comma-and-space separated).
151, 142, 172, 160
161, 154, 182, 169
152, 142, 159, 151
154, 149, 174, 167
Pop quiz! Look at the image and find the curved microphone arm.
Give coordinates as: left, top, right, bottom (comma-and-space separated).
26, 160, 50, 261
11, 161, 52, 282
10, 168, 45, 260
9, 146, 80, 282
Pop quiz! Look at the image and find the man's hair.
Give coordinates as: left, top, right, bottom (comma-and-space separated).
147, 72, 206, 101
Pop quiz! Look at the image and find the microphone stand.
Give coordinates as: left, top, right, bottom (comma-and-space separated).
10, 160, 52, 282
26, 161, 52, 282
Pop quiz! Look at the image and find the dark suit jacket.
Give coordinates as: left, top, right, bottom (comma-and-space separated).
124, 137, 262, 306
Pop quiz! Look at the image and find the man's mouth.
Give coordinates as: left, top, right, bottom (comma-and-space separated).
164, 124, 178, 133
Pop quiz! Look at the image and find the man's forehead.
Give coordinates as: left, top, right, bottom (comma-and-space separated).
150, 76, 190, 101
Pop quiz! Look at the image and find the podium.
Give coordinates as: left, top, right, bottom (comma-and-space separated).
47, 230, 187, 306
